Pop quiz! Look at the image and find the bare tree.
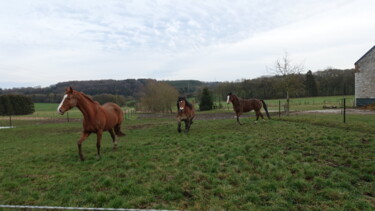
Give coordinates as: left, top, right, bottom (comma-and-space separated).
269, 51, 305, 115
139, 81, 179, 113
270, 51, 304, 76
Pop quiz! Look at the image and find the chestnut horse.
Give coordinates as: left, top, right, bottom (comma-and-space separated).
176, 97, 195, 133
227, 92, 271, 125
57, 87, 125, 161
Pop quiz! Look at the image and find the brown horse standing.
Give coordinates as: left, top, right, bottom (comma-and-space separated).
176, 97, 195, 133
57, 87, 125, 161
227, 92, 271, 125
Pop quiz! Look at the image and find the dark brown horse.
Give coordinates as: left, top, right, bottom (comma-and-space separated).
57, 87, 125, 161
176, 97, 195, 133
227, 92, 271, 125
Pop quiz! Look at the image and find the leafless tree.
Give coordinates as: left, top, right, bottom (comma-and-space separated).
139, 81, 179, 113
269, 51, 305, 115
269, 51, 304, 76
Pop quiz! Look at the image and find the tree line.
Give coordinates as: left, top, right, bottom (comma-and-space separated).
0, 79, 204, 104
0, 68, 355, 113
211, 68, 354, 100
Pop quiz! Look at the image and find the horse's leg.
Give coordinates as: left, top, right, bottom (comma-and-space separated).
236, 115, 243, 125
184, 119, 190, 133
177, 118, 182, 133
96, 130, 103, 160
255, 111, 260, 122
108, 129, 117, 150
77, 132, 90, 161
255, 110, 264, 122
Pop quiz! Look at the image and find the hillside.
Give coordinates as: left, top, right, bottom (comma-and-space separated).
0, 68, 355, 103
0, 79, 209, 102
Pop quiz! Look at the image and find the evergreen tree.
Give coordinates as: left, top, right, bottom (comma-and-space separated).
305, 70, 318, 97
0, 96, 5, 116
0, 95, 34, 116
1, 95, 14, 116
199, 87, 213, 111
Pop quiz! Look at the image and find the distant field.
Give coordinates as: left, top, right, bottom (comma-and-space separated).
0, 95, 355, 122
0, 100, 374, 210
33, 103, 83, 118
267, 95, 355, 111
215, 95, 355, 112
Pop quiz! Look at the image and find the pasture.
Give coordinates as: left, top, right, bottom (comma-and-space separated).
0, 102, 374, 210
210, 95, 356, 112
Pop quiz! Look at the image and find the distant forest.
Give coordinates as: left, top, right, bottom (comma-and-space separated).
0, 68, 354, 103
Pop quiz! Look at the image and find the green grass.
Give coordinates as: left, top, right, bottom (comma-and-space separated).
33, 103, 83, 119
0, 103, 135, 127
0, 116, 374, 210
279, 113, 375, 134
266, 95, 355, 111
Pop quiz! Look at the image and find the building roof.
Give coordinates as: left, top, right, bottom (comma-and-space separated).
355, 45, 375, 65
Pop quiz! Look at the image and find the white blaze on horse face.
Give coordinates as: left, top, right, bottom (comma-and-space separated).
227, 95, 230, 104
57, 94, 68, 114
179, 101, 184, 110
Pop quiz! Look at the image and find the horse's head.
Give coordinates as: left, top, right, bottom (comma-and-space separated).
177, 97, 186, 113
57, 87, 78, 115
227, 92, 233, 104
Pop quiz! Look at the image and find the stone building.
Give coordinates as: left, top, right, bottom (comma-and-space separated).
354, 45, 375, 107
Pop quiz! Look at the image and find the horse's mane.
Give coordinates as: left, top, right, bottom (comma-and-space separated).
229, 93, 259, 105
177, 97, 193, 109
228, 93, 241, 104
75, 91, 100, 106
185, 99, 193, 109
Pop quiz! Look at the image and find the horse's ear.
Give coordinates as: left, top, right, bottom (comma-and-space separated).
66, 87, 74, 94
228, 92, 232, 96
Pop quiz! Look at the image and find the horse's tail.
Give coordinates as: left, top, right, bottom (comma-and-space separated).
115, 124, 126, 137
261, 100, 271, 120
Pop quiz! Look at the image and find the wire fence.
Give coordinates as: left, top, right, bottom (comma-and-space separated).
0, 97, 371, 127
208, 97, 365, 124
0, 109, 137, 127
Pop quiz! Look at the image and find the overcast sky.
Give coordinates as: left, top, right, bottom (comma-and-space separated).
0, 0, 374, 89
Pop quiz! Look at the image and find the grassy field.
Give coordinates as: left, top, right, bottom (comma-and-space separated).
210, 95, 355, 112
0, 106, 374, 210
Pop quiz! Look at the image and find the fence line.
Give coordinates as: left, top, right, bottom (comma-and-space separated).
0, 205, 179, 211
125, 109, 136, 119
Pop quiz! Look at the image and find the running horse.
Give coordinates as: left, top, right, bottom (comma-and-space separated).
57, 87, 125, 161
227, 92, 271, 125
176, 97, 195, 133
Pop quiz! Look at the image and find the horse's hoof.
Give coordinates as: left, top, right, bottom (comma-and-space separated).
96, 155, 101, 161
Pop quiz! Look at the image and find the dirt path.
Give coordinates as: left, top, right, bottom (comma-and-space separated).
293, 108, 375, 115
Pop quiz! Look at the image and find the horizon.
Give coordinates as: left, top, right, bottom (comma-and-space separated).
0, 67, 354, 90
1, 0, 374, 89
